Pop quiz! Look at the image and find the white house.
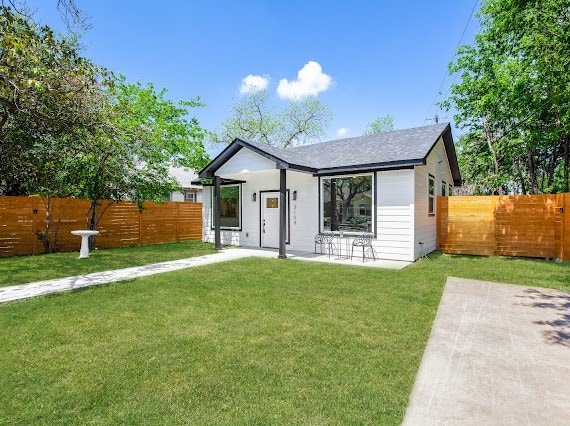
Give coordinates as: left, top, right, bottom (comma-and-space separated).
167, 165, 203, 202
198, 123, 461, 261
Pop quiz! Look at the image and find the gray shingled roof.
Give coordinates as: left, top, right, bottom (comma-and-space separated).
200, 123, 461, 184
290, 123, 450, 169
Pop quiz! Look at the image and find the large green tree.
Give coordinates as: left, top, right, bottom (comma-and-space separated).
215, 88, 333, 148
0, 8, 211, 251
0, 6, 106, 195
443, 0, 570, 194
75, 77, 210, 232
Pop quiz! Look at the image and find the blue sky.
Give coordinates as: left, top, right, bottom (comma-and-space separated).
26, 1, 480, 153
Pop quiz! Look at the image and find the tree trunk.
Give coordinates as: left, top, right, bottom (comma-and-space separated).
88, 200, 98, 250
545, 141, 559, 191
483, 119, 502, 195
330, 179, 338, 231
514, 157, 527, 195
527, 149, 539, 194
563, 134, 570, 192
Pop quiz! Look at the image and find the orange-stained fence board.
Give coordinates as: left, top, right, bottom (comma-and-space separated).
437, 193, 569, 260
0, 197, 203, 257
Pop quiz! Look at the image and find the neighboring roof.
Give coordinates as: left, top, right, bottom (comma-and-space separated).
169, 166, 201, 189
199, 123, 461, 185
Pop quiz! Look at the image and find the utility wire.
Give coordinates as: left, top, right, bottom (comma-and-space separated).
424, 0, 480, 121
483, 98, 570, 146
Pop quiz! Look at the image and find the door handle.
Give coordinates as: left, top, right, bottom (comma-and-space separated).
263, 219, 266, 233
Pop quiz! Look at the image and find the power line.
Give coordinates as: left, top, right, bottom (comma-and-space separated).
424, 0, 480, 121
487, 98, 570, 146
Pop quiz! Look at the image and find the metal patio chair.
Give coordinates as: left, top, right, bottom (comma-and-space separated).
314, 232, 336, 258
350, 233, 376, 262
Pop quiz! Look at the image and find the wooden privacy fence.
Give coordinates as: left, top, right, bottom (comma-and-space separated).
0, 196, 203, 257
437, 193, 569, 260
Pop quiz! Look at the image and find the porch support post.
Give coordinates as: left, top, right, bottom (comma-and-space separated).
278, 168, 287, 259
214, 175, 222, 250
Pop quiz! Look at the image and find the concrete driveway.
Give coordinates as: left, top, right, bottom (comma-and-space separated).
404, 277, 570, 425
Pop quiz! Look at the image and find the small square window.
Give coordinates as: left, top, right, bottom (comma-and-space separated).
266, 198, 278, 208
185, 191, 197, 202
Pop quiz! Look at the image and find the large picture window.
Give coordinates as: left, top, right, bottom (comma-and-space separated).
322, 175, 373, 233
212, 184, 241, 229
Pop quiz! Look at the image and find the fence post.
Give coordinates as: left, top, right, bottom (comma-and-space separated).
176, 202, 180, 242
31, 196, 39, 255
557, 194, 566, 260
138, 205, 143, 246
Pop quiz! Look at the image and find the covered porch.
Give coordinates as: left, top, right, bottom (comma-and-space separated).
198, 138, 320, 259
208, 168, 292, 259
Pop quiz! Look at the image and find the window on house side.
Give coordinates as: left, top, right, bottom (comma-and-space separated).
441, 181, 447, 196
428, 174, 435, 215
448, 184, 453, 196
185, 191, 197, 202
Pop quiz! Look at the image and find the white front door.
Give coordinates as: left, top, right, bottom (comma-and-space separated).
261, 192, 284, 248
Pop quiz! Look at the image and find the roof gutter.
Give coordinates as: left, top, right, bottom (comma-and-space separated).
314, 159, 423, 176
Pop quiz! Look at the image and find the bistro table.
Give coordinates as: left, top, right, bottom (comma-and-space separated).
334, 231, 351, 259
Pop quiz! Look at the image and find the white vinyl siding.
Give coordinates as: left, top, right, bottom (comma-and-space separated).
217, 149, 276, 175
375, 169, 415, 261
414, 137, 454, 258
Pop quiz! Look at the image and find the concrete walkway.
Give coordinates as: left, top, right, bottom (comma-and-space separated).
404, 277, 570, 425
0, 248, 410, 304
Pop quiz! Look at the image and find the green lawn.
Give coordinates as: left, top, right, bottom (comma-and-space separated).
0, 253, 568, 424
0, 241, 217, 287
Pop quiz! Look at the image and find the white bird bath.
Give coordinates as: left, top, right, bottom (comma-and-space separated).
71, 230, 100, 259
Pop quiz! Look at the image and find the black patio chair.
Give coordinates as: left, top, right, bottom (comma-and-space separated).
350, 233, 376, 262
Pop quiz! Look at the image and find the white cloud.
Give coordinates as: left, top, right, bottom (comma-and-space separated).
337, 127, 349, 137
239, 74, 270, 94
277, 61, 332, 100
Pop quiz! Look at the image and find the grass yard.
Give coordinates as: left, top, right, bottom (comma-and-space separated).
0, 241, 216, 287
0, 253, 568, 424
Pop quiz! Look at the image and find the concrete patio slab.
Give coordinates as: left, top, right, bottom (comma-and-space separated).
247, 247, 412, 270
0, 247, 409, 304
404, 277, 570, 425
